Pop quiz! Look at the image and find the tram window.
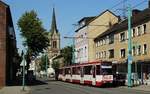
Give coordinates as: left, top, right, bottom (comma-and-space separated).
100, 68, 112, 75
72, 67, 76, 74
80, 67, 84, 77
84, 66, 92, 75
96, 65, 100, 75
59, 69, 63, 74
65, 68, 70, 74
72, 67, 80, 74
77, 67, 80, 75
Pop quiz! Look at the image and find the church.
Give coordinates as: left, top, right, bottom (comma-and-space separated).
47, 8, 60, 70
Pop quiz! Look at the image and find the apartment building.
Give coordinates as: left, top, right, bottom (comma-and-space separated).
75, 10, 119, 63
94, 5, 150, 83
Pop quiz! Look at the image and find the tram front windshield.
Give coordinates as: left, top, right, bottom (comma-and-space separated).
101, 65, 112, 75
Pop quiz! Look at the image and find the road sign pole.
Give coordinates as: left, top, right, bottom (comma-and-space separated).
22, 54, 25, 91
127, 5, 132, 87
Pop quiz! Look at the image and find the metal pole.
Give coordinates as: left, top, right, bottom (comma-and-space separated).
127, 5, 132, 87
22, 55, 25, 91
72, 39, 75, 64
45, 52, 48, 78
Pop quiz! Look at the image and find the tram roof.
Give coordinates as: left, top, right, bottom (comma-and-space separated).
61, 61, 112, 68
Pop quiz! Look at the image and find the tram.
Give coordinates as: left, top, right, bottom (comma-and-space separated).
58, 61, 113, 87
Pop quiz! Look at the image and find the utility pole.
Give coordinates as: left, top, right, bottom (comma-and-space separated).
127, 5, 132, 87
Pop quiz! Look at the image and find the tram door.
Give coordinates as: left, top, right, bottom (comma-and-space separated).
92, 65, 96, 85
93, 66, 96, 78
80, 67, 84, 84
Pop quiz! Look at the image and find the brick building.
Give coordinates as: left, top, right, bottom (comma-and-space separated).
0, 1, 19, 87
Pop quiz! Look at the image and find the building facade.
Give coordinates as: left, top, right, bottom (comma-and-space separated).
75, 10, 119, 63
0, 1, 18, 87
94, 5, 150, 84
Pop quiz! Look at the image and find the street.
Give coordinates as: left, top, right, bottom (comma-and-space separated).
30, 79, 150, 94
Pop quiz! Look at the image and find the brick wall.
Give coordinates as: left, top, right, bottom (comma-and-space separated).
0, 3, 6, 87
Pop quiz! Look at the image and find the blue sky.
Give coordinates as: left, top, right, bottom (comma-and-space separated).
3, 0, 148, 53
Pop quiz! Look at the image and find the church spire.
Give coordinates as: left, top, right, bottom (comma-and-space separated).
50, 7, 58, 33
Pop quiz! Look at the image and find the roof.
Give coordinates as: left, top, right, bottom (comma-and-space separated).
49, 8, 59, 35
75, 16, 95, 32
78, 16, 95, 24
0, 1, 9, 7
94, 8, 150, 41
75, 10, 118, 32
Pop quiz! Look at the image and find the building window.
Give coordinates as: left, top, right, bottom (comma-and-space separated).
137, 45, 141, 55
96, 42, 98, 47
120, 49, 125, 58
109, 35, 114, 44
96, 52, 98, 59
103, 39, 106, 45
53, 41, 57, 48
109, 49, 114, 58
98, 52, 101, 58
100, 40, 102, 46
101, 52, 103, 58
132, 28, 136, 37
137, 26, 141, 36
143, 44, 147, 55
98, 41, 100, 46
104, 51, 106, 58
142, 24, 146, 34
85, 47, 87, 57
132, 46, 136, 56
120, 32, 125, 42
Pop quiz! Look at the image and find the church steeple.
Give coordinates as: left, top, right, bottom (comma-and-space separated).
50, 8, 58, 33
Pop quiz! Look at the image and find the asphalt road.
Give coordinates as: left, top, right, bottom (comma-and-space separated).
30, 79, 150, 94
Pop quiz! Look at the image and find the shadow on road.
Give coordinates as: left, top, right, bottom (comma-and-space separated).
26, 79, 48, 86
7, 78, 48, 86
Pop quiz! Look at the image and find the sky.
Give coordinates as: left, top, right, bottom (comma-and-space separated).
3, 0, 149, 53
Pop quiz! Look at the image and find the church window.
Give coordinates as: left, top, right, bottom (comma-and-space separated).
53, 41, 57, 48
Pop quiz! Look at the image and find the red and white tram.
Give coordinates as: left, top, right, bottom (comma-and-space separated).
58, 61, 113, 87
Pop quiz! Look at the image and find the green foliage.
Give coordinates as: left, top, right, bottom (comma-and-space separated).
52, 60, 60, 70
17, 10, 49, 57
61, 46, 72, 65
39, 54, 49, 71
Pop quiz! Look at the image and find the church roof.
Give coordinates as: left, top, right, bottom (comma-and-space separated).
49, 8, 59, 36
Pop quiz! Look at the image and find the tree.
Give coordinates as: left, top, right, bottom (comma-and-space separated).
61, 46, 72, 66
39, 54, 49, 71
17, 10, 49, 57
52, 60, 60, 70
52, 60, 60, 80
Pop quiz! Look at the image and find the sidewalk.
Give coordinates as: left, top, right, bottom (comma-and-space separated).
120, 85, 150, 92
0, 86, 31, 94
